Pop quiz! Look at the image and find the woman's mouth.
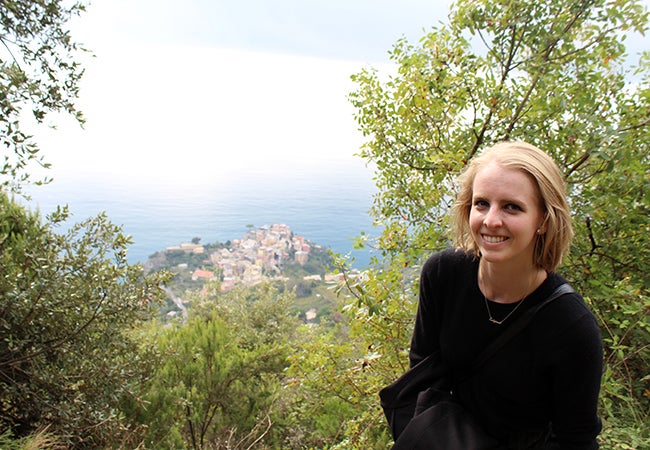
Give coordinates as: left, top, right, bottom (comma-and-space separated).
482, 235, 508, 244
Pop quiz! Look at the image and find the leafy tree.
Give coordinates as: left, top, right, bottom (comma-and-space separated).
133, 283, 299, 449
284, 314, 394, 450
325, 0, 650, 447
0, 0, 88, 190
0, 192, 169, 447
137, 315, 251, 449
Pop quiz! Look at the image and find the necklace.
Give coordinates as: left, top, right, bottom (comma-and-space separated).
479, 264, 542, 325
483, 294, 528, 325
481, 269, 537, 325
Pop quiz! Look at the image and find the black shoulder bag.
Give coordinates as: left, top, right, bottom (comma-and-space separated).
379, 283, 575, 450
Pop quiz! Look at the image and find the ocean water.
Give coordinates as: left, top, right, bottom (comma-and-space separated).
24, 159, 378, 268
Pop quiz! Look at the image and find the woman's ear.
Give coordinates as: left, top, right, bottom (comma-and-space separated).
537, 215, 549, 235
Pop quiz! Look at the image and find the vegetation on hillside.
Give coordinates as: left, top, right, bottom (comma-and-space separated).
0, 193, 170, 447
0, 0, 648, 448
143, 232, 341, 322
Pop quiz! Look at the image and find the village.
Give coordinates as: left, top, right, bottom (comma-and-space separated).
164, 224, 345, 293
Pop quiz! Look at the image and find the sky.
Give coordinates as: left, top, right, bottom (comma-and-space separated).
34, 0, 455, 186
22, 0, 648, 263
33, 0, 648, 189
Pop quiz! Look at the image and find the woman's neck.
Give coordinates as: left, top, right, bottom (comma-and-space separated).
478, 259, 547, 304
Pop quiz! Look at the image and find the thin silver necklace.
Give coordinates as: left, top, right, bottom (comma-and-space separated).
483, 294, 528, 325
481, 267, 537, 325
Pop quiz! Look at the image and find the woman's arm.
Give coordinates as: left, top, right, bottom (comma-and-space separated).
548, 312, 603, 449
409, 253, 445, 368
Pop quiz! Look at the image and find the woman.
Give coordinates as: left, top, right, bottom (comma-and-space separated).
409, 141, 603, 449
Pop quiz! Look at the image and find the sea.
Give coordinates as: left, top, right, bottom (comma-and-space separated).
23, 158, 379, 269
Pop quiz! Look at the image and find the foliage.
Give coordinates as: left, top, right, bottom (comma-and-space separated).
2, 0, 648, 448
280, 255, 420, 449
285, 310, 395, 449
131, 283, 299, 449
0, 192, 169, 447
0, 0, 88, 190
145, 242, 226, 274
0, 426, 65, 449
334, 0, 650, 447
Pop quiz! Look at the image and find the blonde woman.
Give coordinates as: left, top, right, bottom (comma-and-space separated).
409, 142, 603, 449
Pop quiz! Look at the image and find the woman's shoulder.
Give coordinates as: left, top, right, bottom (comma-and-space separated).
421, 247, 477, 281
535, 274, 601, 337
532, 277, 603, 377
542, 275, 592, 314
423, 247, 475, 268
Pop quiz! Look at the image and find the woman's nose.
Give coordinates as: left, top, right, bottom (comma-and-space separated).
483, 207, 503, 228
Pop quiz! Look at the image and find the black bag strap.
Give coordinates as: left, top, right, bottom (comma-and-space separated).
469, 283, 575, 374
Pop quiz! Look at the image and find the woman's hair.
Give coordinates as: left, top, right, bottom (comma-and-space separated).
450, 141, 573, 272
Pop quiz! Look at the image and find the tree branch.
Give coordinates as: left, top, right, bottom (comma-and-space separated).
585, 216, 599, 256
471, 23, 522, 157
505, 4, 591, 138
566, 151, 591, 178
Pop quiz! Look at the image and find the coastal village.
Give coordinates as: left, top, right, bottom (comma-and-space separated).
163, 223, 345, 293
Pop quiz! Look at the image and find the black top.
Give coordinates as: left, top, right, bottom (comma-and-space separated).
409, 248, 603, 449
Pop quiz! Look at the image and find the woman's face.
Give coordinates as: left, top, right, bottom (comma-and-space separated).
469, 161, 545, 269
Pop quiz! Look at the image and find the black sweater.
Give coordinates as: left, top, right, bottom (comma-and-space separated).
409, 248, 603, 450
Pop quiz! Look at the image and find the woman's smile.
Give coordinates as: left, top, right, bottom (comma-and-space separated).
481, 234, 508, 244
469, 162, 545, 268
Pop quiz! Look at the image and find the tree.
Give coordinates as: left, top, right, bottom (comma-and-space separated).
0, 192, 169, 447
284, 315, 395, 449
334, 0, 649, 447
0, 0, 87, 190
133, 283, 299, 449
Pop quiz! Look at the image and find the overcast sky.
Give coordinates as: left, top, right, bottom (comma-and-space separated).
35, 0, 647, 187
33, 0, 454, 185
77, 0, 454, 61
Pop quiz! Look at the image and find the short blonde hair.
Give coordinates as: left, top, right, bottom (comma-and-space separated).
450, 141, 573, 272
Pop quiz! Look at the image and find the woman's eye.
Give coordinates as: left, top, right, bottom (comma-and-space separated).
474, 200, 488, 208
505, 203, 522, 211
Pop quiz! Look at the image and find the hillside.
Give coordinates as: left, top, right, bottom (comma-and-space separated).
144, 224, 355, 322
